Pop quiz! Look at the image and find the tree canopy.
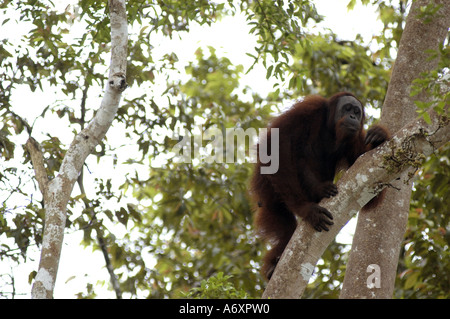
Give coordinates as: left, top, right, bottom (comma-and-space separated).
0, 0, 448, 298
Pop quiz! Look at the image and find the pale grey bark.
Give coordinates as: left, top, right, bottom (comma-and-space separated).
30, 0, 128, 299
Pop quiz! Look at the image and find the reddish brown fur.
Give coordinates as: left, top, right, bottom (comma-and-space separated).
251, 92, 389, 279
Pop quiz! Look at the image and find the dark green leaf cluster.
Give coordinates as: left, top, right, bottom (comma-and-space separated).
242, 0, 323, 80
411, 44, 450, 124
185, 272, 249, 299
289, 34, 389, 103
395, 145, 450, 299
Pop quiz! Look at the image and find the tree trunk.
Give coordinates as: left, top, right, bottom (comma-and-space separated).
340, 0, 450, 299
29, 0, 128, 299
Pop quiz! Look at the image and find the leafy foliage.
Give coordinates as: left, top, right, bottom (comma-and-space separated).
411, 43, 450, 124
303, 241, 349, 299
0, 0, 448, 299
289, 34, 390, 102
185, 272, 249, 299
116, 47, 269, 298
240, 0, 322, 81
395, 145, 450, 298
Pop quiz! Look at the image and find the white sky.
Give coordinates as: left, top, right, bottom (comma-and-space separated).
0, 0, 384, 298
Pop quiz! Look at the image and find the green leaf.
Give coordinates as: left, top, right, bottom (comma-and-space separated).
266, 65, 273, 79
404, 271, 420, 290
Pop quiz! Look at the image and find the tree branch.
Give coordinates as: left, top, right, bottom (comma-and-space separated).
31, 0, 128, 299
97, 232, 123, 299
262, 115, 450, 299
77, 177, 123, 299
25, 137, 48, 200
